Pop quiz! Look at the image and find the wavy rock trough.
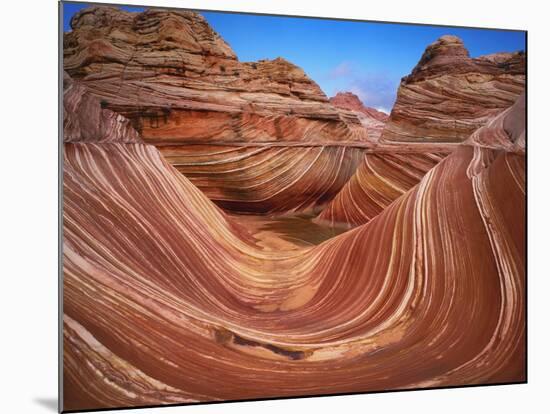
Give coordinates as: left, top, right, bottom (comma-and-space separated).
63, 92, 525, 410
157, 143, 366, 214
381, 35, 525, 143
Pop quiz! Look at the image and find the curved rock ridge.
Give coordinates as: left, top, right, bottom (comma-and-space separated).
63, 6, 369, 143
317, 93, 525, 228
381, 35, 525, 143
466, 92, 525, 152
315, 150, 449, 228
330, 92, 388, 143
158, 143, 366, 214
64, 108, 525, 410
63, 72, 142, 143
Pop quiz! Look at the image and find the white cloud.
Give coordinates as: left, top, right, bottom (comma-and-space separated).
328, 61, 353, 79
349, 86, 369, 102
376, 107, 390, 114
349, 74, 398, 111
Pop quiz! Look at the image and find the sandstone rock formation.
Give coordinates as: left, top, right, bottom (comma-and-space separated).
63, 7, 369, 143
63, 63, 368, 214
330, 92, 388, 143
466, 92, 525, 152
63, 96, 525, 409
381, 35, 525, 143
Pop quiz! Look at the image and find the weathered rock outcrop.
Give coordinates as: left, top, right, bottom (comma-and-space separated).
330, 92, 388, 143
380, 35, 525, 143
63, 7, 369, 143
62, 7, 381, 215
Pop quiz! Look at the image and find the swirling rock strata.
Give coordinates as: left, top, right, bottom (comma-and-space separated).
63, 95, 525, 410
381, 35, 525, 143
315, 150, 449, 228
466, 92, 526, 152
158, 143, 366, 214
63, 7, 369, 143
63, 66, 365, 214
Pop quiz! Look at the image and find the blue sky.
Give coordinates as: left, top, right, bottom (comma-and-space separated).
63, 2, 525, 113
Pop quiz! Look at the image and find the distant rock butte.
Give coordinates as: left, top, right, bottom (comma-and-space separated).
330, 92, 388, 122
381, 35, 525, 144
329, 92, 388, 143
63, 7, 370, 143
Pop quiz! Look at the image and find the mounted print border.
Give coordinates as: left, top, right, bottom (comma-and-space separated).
59, 1, 527, 412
